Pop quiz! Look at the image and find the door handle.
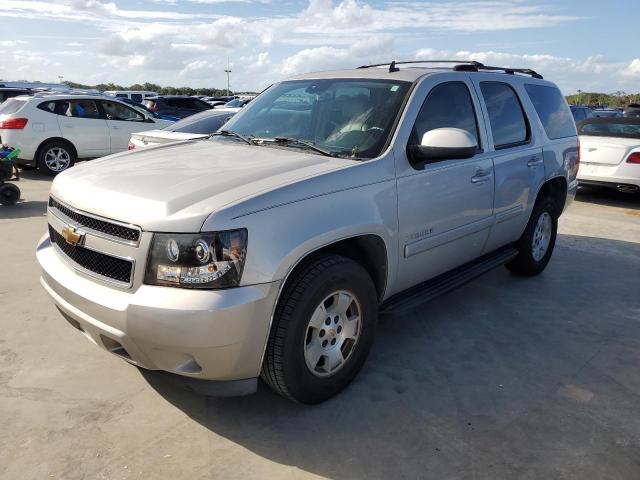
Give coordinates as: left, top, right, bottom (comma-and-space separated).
111, 126, 121, 130
471, 169, 492, 184
527, 155, 543, 167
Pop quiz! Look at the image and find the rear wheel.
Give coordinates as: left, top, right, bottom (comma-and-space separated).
38, 141, 75, 175
261, 254, 378, 404
0, 183, 20, 206
506, 197, 558, 276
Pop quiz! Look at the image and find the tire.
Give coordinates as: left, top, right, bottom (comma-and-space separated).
506, 197, 558, 276
37, 141, 75, 175
0, 183, 20, 206
261, 254, 378, 404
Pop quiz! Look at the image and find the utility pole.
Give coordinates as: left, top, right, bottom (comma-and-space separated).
224, 57, 231, 96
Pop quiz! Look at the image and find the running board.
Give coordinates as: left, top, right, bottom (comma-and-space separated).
380, 246, 518, 314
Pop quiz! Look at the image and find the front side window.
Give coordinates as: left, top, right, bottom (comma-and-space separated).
130, 93, 143, 103
101, 101, 144, 122
525, 84, 576, 139
220, 79, 411, 159
410, 81, 480, 147
480, 82, 529, 148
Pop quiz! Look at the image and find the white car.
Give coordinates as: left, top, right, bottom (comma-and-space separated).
129, 110, 234, 150
213, 97, 252, 113
577, 117, 640, 193
0, 93, 173, 174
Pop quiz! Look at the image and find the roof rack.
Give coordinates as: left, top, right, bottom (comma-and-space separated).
357, 60, 543, 79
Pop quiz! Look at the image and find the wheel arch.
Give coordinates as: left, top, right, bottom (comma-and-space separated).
535, 175, 568, 217
35, 137, 77, 167
278, 233, 389, 303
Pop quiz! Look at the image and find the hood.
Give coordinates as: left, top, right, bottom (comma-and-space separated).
50, 140, 355, 232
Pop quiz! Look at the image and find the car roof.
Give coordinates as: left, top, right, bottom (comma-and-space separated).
17, 93, 137, 103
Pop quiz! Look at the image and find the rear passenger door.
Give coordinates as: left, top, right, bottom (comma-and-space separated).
394, 77, 495, 291
470, 77, 545, 252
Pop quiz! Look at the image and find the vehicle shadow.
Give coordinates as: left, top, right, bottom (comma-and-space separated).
17, 168, 53, 182
141, 234, 640, 479
0, 200, 48, 219
576, 185, 640, 210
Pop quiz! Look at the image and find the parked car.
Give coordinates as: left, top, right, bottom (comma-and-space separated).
592, 108, 623, 118
0, 87, 32, 102
118, 97, 179, 122
103, 90, 158, 103
129, 110, 235, 149
213, 97, 252, 113
576, 117, 640, 193
38, 61, 577, 403
143, 96, 212, 119
570, 105, 593, 123
0, 93, 173, 174
623, 104, 640, 118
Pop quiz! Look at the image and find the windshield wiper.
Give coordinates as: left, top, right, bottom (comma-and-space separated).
253, 136, 336, 157
210, 130, 252, 145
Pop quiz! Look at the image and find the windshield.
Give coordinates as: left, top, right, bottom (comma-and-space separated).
163, 111, 234, 134
578, 118, 640, 139
219, 79, 411, 158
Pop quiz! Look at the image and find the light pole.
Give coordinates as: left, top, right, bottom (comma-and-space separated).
224, 69, 231, 96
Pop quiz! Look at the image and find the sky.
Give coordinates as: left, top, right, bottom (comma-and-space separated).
0, 0, 639, 94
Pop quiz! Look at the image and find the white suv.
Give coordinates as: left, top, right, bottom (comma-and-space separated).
37, 61, 578, 403
0, 93, 173, 174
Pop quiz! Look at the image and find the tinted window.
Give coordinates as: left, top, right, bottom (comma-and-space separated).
0, 98, 27, 115
480, 82, 528, 148
130, 93, 142, 103
525, 84, 575, 139
63, 100, 101, 118
115, 93, 128, 98
411, 81, 479, 146
101, 101, 144, 122
578, 118, 640, 139
165, 112, 234, 134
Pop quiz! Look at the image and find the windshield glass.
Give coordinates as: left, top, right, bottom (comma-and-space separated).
219, 79, 411, 158
578, 118, 640, 139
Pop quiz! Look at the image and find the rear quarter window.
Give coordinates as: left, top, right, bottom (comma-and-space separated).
525, 84, 576, 139
0, 98, 27, 115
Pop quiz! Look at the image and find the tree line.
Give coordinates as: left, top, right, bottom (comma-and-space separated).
63, 81, 255, 96
565, 91, 640, 107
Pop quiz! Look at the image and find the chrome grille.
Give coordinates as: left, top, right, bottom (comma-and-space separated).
48, 197, 140, 243
49, 225, 134, 284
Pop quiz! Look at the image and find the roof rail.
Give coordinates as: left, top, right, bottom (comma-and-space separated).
356, 60, 543, 79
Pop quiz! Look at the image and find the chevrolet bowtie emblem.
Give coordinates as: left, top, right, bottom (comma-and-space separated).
61, 225, 84, 246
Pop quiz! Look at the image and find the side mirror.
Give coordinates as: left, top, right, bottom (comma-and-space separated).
408, 128, 478, 168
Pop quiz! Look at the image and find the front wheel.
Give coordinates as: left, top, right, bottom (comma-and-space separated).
261, 254, 378, 404
506, 197, 558, 276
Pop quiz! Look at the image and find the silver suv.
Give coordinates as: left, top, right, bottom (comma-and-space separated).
37, 61, 579, 403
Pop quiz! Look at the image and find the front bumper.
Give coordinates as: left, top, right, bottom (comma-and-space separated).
37, 233, 280, 383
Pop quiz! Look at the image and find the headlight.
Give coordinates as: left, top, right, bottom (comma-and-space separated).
144, 230, 247, 289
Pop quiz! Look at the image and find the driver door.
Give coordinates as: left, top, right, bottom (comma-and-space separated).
99, 100, 150, 153
393, 76, 495, 292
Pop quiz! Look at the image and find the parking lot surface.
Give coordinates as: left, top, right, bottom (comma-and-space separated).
1, 170, 640, 480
